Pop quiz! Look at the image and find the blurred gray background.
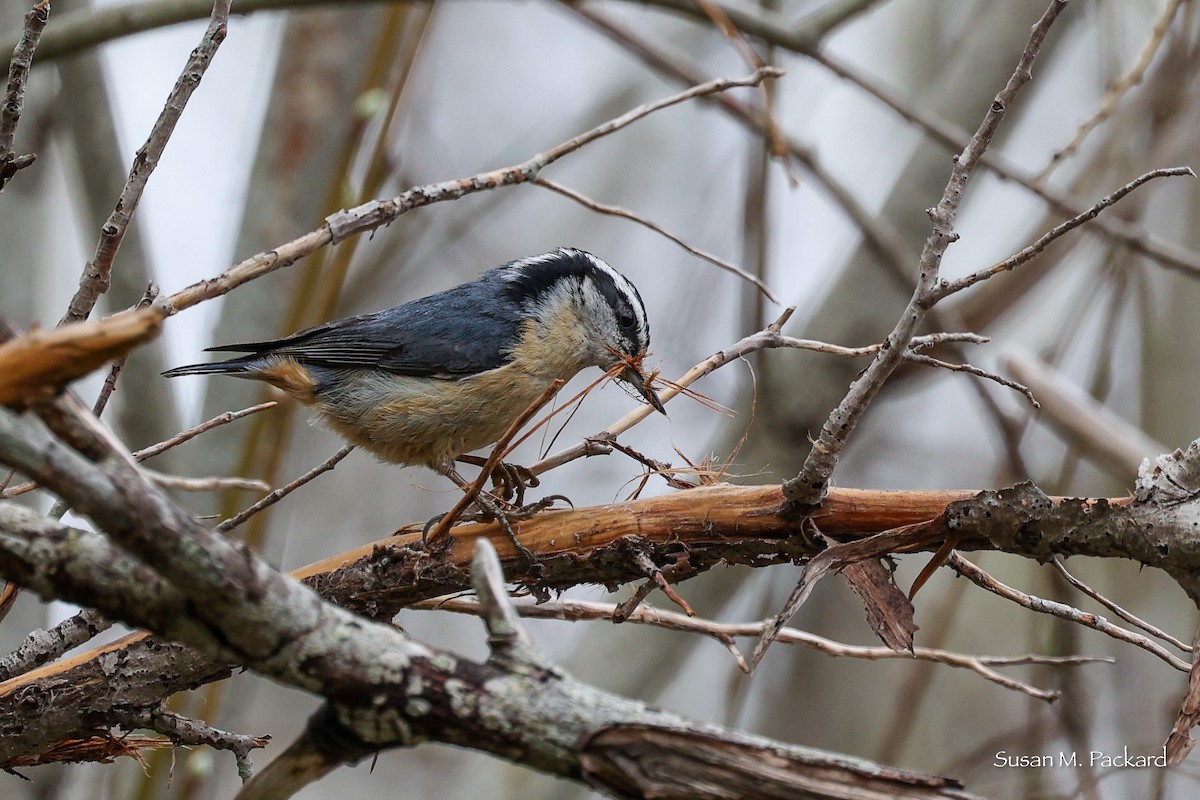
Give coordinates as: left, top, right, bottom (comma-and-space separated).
3, 0, 1200, 798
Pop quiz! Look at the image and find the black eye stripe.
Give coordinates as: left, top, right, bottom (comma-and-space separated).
500, 248, 649, 355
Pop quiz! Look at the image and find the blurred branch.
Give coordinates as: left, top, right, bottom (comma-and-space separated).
141, 470, 269, 494
1004, 349, 1166, 479
572, 4, 914, 280
0, 0, 48, 190
60, 0, 232, 325
161, 67, 781, 316
810, 49, 1200, 280
1034, 0, 1187, 182
534, 177, 783, 305
0, 0, 882, 74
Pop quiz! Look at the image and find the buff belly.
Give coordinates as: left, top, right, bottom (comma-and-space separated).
304, 363, 558, 469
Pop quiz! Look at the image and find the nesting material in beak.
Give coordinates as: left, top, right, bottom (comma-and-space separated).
621, 365, 666, 414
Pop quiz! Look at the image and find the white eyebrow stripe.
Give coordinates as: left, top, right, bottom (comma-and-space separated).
573, 249, 650, 350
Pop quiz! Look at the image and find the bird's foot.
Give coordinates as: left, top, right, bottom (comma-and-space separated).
509, 493, 572, 520
466, 491, 539, 570
456, 456, 540, 505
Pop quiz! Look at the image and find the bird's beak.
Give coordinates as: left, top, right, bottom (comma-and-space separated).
621, 364, 667, 414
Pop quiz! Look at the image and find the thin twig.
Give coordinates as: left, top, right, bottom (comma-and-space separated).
904, 353, 1037, 408
1050, 557, 1192, 653
215, 446, 354, 534
0, 0, 49, 190
133, 402, 277, 462
937, 167, 1195, 298
0, 402, 277, 499
948, 552, 1191, 672
91, 284, 160, 419
161, 67, 782, 317
534, 177, 781, 305
61, 0, 233, 325
417, 595, 1110, 701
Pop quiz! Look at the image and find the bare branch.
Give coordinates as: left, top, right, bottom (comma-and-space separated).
1005, 350, 1167, 479
418, 595, 1113, 701
0, 0, 49, 190
937, 167, 1195, 298
948, 552, 1190, 672
784, 1, 1070, 507
161, 67, 782, 317
215, 445, 353, 534
61, 0, 232, 325
0, 609, 111, 682
115, 705, 269, 782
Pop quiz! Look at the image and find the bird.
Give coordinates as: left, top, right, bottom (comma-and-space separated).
163, 248, 665, 518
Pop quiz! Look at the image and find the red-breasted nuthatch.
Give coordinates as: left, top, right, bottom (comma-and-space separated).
164, 248, 665, 494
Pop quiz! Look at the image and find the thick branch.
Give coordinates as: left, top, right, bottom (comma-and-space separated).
0, 410, 971, 798
7, 449, 1200, 768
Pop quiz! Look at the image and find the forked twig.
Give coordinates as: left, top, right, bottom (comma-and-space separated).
949, 552, 1190, 672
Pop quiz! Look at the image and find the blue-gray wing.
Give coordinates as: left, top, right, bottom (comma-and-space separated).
206, 277, 524, 378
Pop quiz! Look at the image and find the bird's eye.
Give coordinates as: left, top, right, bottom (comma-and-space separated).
618, 306, 637, 332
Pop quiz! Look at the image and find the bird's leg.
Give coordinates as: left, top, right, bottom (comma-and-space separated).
456, 454, 540, 506
434, 461, 538, 567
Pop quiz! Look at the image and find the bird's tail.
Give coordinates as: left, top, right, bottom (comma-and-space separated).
161, 357, 258, 378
